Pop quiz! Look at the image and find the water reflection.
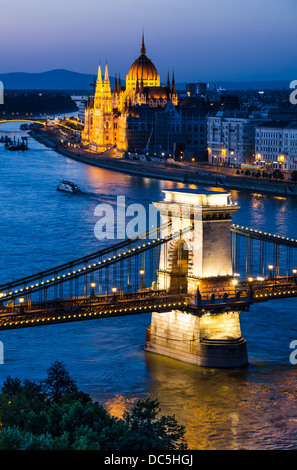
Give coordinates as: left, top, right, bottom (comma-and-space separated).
144, 352, 297, 450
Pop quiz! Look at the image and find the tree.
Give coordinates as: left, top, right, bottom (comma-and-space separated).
1, 376, 22, 397
272, 169, 285, 180
0, 363, 188, 450
122, 398, 187, 450
291, 170, 297, 182
42, 361, 78, 403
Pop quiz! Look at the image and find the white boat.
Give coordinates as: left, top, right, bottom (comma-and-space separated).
57, 180, 80, 193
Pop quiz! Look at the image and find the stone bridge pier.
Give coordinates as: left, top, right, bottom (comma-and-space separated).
144, 189, 248, 367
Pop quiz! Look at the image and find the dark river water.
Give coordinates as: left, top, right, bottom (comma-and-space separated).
1, 122, 297, 450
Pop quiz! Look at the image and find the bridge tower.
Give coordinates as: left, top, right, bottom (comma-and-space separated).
145, 189, 248, 367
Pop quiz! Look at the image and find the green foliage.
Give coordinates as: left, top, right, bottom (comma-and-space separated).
0, 362, 187, 450
42, 360, 78, 403
122, 398, 187, 450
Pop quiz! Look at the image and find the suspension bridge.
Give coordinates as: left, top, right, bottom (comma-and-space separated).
0, 117, 47, 126
1, 189, 297, 366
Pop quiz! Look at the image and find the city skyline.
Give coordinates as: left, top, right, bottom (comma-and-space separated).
1, 0, 296, 82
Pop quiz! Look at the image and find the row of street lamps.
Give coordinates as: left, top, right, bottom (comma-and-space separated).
3, 264, 297, 309
13, 269, 147, 309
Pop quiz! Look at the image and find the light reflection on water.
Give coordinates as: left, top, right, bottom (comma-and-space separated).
1, 122, 297, 449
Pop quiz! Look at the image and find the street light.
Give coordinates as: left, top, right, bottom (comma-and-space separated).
112, 287, 117, 301
268, 264, 274, 279
139, 269, 145, 290
90, 282, 96, 299
19, 297, 25, 313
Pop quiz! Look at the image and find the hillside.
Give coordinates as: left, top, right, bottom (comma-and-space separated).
0, 69, 290, 91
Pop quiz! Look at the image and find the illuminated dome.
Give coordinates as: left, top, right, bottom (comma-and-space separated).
126, 34, 160, 90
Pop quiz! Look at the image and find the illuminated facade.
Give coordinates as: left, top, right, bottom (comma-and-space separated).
82, 34, 178, 153
255, 121, 297, 171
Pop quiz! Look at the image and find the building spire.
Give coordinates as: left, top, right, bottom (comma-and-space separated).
140, 30, 146, 55
114, 73, 118, 95
104, 62, 110, 84
171, 69, 176, 95
118, 73, 122, 92
97, 62, 102, 86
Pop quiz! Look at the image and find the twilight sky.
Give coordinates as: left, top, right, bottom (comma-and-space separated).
1, 0, 296, 82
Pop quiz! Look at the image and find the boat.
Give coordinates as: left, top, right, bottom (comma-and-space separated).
57, 180, 81, 193
4, 137, 29, 151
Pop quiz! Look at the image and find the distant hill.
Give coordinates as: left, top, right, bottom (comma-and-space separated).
0, 69, 99, 91
0, 69, 291, 92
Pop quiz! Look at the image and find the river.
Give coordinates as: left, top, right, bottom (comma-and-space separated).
1, 122, 297, 450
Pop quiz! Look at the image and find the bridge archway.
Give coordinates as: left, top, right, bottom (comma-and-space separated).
169, 238, 188, 294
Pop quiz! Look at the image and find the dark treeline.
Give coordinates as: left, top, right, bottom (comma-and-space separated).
0, 90, 78, 115
0, 361, 187, 450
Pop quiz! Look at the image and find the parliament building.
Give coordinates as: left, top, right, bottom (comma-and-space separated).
82, 34, 208, 160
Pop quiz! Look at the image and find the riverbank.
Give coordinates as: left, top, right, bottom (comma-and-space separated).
30, 127, 297, 196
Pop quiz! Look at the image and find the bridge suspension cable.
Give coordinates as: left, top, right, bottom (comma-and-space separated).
0, 220, 172, 293
0, 222, 192, 304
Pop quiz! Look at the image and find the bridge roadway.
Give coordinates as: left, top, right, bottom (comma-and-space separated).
0, 275, 297, 331
0, 290, 187, 331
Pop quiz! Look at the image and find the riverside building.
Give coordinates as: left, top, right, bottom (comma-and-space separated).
255, 121, 297, 172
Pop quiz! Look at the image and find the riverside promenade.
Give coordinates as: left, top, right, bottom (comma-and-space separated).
30, 127, 297, 196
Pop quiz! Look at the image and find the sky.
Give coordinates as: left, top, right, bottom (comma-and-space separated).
1, 0, 297, 83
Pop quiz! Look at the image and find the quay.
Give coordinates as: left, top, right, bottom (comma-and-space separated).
29, 127, 297, 196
